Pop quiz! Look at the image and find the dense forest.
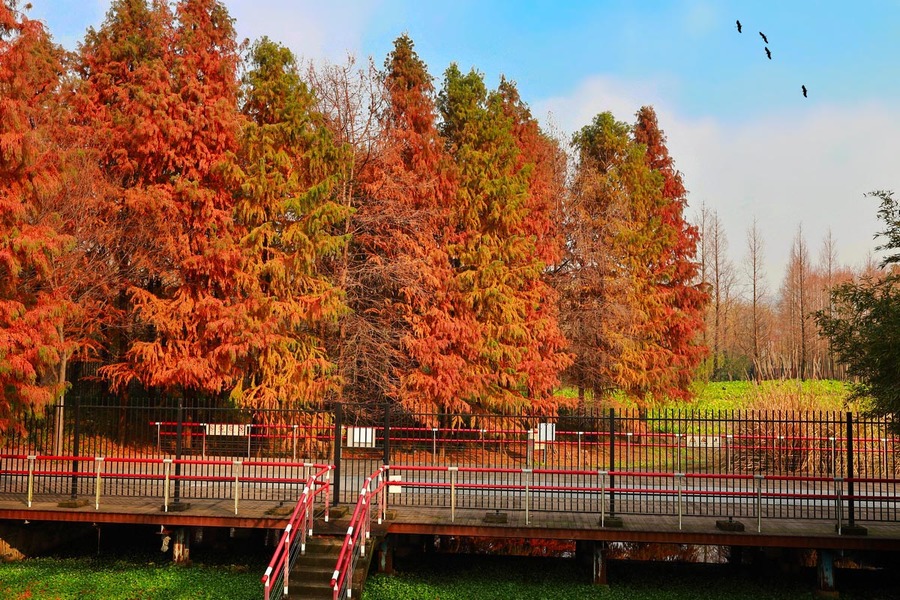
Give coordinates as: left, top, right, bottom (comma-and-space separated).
0, 0, 888, 430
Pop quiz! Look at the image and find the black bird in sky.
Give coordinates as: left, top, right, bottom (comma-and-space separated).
736, 19, 742, 33
802, 85, 808, 98
759, 31, 769, 44
765, 46, 772, 59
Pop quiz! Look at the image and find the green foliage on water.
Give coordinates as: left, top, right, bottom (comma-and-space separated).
363, 555, 896, 600
0, 558, 261, 600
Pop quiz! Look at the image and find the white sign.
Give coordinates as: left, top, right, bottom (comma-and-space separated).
685, 435, 721, 448
347, 427, 376, 448
388, 474, 402, 494
207, 424, 248, 437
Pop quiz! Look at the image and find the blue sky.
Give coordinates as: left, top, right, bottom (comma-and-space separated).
29, 0, 900, 290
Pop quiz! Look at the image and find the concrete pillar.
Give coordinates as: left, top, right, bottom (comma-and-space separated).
172, 527, 190, 564
592, 542, 608, 586
816, 550, 839, 599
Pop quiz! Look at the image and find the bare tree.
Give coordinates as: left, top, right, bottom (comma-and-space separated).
779, 225, 812, 379
704, 210, 736, 378
744, 218, 769, 380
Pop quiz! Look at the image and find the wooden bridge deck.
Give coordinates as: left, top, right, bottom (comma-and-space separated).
3, 493, 899, 553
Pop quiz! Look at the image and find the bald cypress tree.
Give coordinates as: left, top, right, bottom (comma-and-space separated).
370, 36, 467, 414
633, 106, 707, 400
438, 66, 568, 414
90, 0, 245, 396
228, 37, 350, 411
0, 2, 74, 431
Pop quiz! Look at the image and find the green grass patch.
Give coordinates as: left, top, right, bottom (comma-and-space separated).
0, 557, 261, 600
557, 380, 868, 413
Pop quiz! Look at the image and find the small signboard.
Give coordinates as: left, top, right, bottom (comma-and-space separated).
207, 424, 248, 437
347, 426, 376, 448
537, 423, 556, 442
685, 435, 722, 448
388, 474, 402, 494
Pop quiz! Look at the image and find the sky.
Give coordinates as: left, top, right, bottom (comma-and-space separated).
29, 0, 900, 291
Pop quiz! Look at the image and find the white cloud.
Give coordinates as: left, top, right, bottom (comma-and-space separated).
534, 76, 900, 291
228, 0, 381, 65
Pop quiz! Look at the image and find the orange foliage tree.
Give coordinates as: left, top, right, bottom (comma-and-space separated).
0, 2, 75, 431
371, 36, 468, 415
88, 0, 245, 398
633, 106, 707, 400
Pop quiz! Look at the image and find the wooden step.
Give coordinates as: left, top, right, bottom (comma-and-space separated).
289, 534, 377, 599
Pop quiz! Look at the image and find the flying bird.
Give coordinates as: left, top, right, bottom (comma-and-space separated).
765, 47, 772, 59
759, 31, 768, 43
736, 19, 742, 33
802, 85, 808, 98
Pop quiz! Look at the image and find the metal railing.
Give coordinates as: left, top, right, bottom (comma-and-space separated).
4, 402, 898, 521
0, 453, 328, 512
262, 465, 333, 600
331, 466, 388, 600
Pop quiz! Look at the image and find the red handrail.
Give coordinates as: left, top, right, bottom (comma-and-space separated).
330, 466, 388, 600
261, 465, 332, 600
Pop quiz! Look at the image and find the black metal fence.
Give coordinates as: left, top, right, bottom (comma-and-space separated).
2, 398, 897, 523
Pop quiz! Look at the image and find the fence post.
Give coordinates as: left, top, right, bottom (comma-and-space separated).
173, 398, 183, 506
233, 460, 242, 515
94, 457, 104, 510
755, 474, 764, 532
523, 468, 531, 525
333, 403, 343, 507
27, 455, 35, 508
599, 470, 606, 527
834, 477, 843, 535
846, 412, 855, 527
450, 466, 457, 522
608, 409, 616, 517
676, 473, 684, 530
69, 394, 81, 499
163, 458, 172, 512
383, 403, 391, 465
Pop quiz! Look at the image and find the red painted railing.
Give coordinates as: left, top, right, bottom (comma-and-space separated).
330, 465, 388, 600
262, 464, 332, 600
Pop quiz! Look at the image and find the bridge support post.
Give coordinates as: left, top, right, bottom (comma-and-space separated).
172, 527, 190, 564
592, 542, 608, 586
377, 535, 394, 574
815, 550, 838, 599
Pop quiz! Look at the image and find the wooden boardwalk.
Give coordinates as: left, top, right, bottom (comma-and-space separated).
3, 492, 899, 553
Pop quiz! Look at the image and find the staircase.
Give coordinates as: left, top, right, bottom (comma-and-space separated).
288, 535, 376, 599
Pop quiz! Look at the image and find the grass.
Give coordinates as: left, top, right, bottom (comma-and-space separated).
363, 554, 899, 600
556, 380, 868, 413
0, 557, 262, 600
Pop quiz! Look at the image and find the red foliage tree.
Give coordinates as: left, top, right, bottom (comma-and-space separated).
633, 106, 708, 399
88, 0, 245, 397
370, 35, 469, 414
0, 2, 74, 431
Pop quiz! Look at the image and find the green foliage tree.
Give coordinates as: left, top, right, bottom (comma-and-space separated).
816, 190, 900, 427
438, 66, 569, 414
229, 37, 349, 410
